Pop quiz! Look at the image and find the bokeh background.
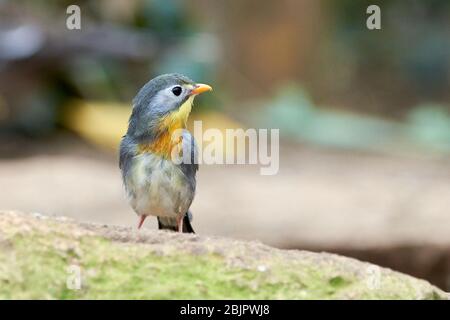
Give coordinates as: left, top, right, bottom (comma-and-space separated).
1, 0, 450, 290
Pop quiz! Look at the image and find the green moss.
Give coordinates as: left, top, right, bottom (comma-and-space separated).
0, 232, 334, 299
0, 213, 447, 300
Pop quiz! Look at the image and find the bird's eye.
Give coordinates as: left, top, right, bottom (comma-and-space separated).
172, 86, 182, 96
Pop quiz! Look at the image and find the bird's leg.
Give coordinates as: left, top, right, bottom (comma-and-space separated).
137, 215, 147, 229
176, 215, 183, 233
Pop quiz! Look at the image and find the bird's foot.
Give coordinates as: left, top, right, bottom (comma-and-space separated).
176, 215, 183, 233
137, 215, 147, 229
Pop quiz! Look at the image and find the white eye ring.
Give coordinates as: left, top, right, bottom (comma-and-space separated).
172, 86, 182, 96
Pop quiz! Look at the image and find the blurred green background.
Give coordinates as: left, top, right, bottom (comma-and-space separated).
1, 0, 450, 151
0, 1, 450, 290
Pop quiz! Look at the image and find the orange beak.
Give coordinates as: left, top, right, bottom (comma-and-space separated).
191, 83, 213, 95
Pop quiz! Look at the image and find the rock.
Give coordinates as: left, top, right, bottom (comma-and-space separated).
0, 210, 447, 299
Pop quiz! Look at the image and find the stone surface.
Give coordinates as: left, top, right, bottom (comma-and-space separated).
0, 211, 447, 299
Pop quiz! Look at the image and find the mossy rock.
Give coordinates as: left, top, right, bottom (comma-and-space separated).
0, 211, 447, 299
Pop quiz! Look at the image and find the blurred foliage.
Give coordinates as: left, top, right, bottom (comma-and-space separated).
0, 0, 449, 157
318, 0, 450, 117
0, 0, 218, 139
407, 105, 450, 152
256, 85, 450, 155
62, 100, 129, 150
257, 86, 399, 152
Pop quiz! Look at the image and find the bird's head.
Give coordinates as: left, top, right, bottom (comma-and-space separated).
127, 73, 212, 146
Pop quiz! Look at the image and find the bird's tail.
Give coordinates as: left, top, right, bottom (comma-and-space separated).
157, 211, 195, 233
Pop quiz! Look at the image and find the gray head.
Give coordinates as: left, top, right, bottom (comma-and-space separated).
126, 73, 212, 141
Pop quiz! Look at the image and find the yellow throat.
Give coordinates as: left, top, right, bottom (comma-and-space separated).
138, 96, 194, 157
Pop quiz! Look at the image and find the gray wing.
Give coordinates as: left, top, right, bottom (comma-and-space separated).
119, 135, 136, 186
179, 130, 198, 186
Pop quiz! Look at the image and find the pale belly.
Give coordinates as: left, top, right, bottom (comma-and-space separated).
125, 153, 194, 218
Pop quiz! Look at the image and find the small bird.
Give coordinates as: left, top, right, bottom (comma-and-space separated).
119, 73, 212, 233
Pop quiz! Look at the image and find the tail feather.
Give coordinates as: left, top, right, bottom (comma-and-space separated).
158, 212, 195, 234
181, 213, 195, 233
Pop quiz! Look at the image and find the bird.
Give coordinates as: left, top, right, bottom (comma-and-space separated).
119, 73, 212, 233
